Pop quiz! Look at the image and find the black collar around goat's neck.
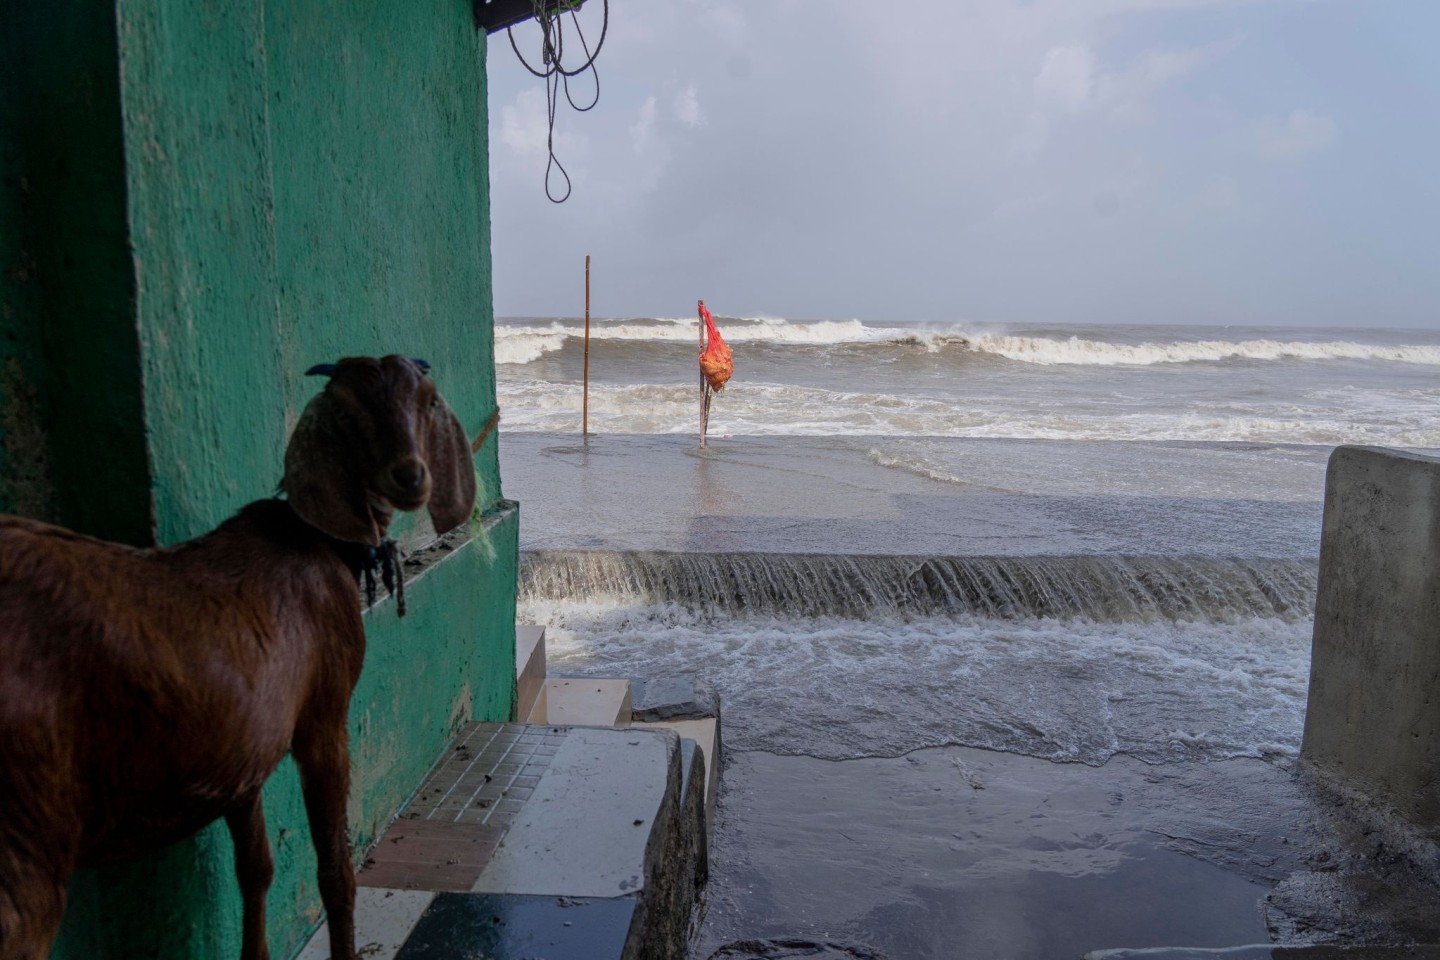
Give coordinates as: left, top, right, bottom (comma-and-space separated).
263, 498, 408, 616
359, 538, 407, 617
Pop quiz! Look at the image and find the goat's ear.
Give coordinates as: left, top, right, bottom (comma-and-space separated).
426, 396, 477, 536
282, 391, 382, 546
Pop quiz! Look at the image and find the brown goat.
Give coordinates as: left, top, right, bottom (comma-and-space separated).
0, 355, 477, 960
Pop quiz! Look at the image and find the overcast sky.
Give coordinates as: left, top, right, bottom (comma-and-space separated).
486, 1, 1438, 327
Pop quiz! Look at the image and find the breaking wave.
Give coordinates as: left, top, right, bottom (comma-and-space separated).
495, 317, 876, 364
495, 317, 1440, 368
964, 333, 1440, 367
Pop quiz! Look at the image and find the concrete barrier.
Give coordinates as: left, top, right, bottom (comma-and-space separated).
1302, 445, 1440, 840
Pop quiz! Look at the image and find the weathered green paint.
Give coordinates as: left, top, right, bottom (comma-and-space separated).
115, 0, 290, 544
115, 0, 501, 545
1, 0, 516, 956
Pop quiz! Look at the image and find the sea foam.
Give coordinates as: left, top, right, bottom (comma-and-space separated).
964, 333, 1440, 367
525, 598, 1312, 766
497, 376, 1440, 446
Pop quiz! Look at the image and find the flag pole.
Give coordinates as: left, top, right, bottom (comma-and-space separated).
583, 255, 591, 435
698, 299, 707, 448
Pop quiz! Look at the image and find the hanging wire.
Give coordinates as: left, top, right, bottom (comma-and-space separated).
509, 0, 609, 203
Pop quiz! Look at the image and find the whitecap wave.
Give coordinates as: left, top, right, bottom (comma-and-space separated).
495, 318, 1440, 368
965, 333, 1440, 367
495, 332, 568, 365
495, 317, 882, 348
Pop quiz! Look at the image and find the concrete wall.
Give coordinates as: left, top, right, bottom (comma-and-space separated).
2, 1, 518, 957
1302, 445, 1440, 840
119, 0, 502, 545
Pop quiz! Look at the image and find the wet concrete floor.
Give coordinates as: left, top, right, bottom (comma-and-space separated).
693, 748, 1440, 960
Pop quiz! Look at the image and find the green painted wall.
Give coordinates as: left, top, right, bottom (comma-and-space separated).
1, 0, 517, 957
116, 0, 500, 544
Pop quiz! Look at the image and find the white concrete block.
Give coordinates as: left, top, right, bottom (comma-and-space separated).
472, 726, 677, 898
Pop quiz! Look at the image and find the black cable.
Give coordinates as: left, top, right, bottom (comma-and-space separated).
507, 0, 608, 202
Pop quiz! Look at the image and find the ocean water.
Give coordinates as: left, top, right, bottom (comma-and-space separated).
496, 318, 1440, 766
496, 316, 1440, 445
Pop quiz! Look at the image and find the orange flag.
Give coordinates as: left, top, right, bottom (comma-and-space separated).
699, 302, 734, 392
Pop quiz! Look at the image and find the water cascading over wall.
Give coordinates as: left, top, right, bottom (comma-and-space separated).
521, 551, 1318, 623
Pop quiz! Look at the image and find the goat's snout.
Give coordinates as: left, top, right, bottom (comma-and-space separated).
387, 458, 429, 504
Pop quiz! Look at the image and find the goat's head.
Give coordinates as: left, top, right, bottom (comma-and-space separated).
281, 355, 477, 546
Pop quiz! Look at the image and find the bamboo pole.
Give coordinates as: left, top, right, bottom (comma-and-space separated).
698, 299, 707, 448
583, 255, 591, 435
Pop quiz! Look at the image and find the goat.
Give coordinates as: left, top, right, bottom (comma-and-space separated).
0, 355, 478, 960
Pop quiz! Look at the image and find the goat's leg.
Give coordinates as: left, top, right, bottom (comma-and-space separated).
293, 728, 357, 960
225, 792, 274, 960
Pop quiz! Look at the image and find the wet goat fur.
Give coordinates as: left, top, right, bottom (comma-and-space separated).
0, 356, 476, 960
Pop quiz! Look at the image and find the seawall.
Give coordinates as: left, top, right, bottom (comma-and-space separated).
1303, 445, 1440, 843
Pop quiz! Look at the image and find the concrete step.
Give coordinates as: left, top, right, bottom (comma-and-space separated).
633, 716, 719, 835
297, 722, 705, 960
628, 674, 722, 839
532, 677, 632, 727
514, 624, 546, 722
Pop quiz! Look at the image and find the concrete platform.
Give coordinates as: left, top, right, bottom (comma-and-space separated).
471, 726, 675, 898
296, 722, 705, 960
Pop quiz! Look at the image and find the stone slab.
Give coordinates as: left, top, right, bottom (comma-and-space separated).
472, 726, 678, 898
631, 674, 720, 722
541, 677, 633, 727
